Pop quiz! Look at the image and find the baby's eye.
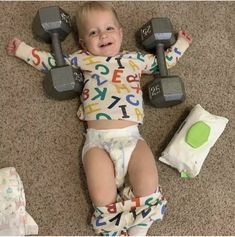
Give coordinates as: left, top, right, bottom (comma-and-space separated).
89, 30, 97, 36
107, 26, 115, 31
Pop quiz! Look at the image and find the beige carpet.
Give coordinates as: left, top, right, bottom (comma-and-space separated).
0, 1, 234, 235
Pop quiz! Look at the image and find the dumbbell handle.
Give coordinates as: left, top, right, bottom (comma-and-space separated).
51, 32, 66, 67
156, 43, 168, 77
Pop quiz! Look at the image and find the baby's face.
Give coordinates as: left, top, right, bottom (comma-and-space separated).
80, 10, 123, 57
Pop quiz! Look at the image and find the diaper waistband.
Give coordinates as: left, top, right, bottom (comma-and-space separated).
85, 124, 141, 140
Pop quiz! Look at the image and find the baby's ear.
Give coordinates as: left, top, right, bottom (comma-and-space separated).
119, 27, 123, 43
119, 27, 123, 37
79, 39, 86, 49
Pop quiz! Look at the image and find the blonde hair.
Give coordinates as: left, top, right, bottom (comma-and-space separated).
76, 1, 121, 37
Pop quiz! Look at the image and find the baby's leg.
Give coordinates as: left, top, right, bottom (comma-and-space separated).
128, 140, 159, 197
127, 140, 159, 236
83, 147, 117, 207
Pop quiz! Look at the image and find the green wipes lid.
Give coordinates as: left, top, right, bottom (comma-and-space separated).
185, 121, 211, 148
181, 171, 191, 178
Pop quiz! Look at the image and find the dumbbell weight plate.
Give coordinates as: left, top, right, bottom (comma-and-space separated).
148, 76, 186, 107
43, 66, 83, 100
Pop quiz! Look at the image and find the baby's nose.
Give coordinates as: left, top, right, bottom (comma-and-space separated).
100, 31, 108, 39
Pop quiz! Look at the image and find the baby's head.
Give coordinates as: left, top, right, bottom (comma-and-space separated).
76, 1, 123, 57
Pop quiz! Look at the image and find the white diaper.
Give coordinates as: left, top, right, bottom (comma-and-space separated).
0, 167, 38, 235
159, 104, 229, 178
82, 125, 144, 187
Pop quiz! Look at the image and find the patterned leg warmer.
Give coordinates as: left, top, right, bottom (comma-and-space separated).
91, 187, 167, 236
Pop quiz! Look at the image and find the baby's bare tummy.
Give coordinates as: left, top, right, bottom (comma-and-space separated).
87, 120, 137, 129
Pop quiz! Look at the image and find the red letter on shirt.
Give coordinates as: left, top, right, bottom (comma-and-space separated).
32, 49, 41, 66
112, 69, 123, 83
106, 203, 117, 213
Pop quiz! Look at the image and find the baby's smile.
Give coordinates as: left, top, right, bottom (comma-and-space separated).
100, 42, 113, 48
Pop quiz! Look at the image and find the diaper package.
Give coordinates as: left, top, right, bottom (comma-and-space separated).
159, 104, 229, 178
0, 167, 38, 235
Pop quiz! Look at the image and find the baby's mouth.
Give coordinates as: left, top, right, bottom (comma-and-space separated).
100, 42, 112, 48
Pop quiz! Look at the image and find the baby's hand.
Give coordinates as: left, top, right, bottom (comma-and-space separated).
178, 30, 193, 45
6, 37, 22, 56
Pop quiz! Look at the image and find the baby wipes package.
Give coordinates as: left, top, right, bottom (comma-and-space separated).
159, 104, 229, 178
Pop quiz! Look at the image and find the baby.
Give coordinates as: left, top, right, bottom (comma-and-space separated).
7, 1, 192, 235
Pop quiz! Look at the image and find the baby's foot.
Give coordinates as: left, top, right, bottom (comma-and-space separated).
179, 30, 193, 45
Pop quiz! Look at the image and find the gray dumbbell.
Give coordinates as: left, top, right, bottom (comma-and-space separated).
139, 18, 186, 108
32, 6, 83, 100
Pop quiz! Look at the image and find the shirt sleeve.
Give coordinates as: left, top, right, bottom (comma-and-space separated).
15, 42, 80, 73
141, 35, 191, 74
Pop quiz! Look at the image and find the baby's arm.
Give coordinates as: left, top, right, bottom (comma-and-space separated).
165, 30, 192, 68
6, 37, 77, 73
6, 37, 56, 72
142, 31, 192, 74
